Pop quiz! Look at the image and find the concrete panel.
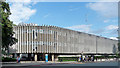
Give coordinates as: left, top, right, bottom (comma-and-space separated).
12, 23, 118, 55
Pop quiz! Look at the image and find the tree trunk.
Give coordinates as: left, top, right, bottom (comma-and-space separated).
7, 46, 9, 56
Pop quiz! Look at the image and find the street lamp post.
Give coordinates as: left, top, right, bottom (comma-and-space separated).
96, 36, 97, 61
96, 36, 97, 54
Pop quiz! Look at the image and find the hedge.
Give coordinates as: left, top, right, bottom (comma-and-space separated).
58, 56, 120, 61
94, 56, 120, 59
2, 57, 16, 62
58, 57, 78, 61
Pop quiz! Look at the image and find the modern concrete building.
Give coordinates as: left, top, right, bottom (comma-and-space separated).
11, 23, 118, 61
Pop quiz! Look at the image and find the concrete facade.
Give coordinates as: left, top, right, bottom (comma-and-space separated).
11, 23, 118, 61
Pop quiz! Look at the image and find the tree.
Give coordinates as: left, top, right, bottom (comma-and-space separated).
0, 1, 17, 55
117, 37, 120, 51
117, 37, 120, 58
118, 41, 120, 52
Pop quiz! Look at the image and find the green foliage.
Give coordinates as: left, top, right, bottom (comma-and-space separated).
2, 57, 16, 62
118, 42, 120, 52
58, 57, 78, 61
94, 55, 120, 59
0, 1, 18, 55
94, 56, 105, 59
117, 37, 120, 52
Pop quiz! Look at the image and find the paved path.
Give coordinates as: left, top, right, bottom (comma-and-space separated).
2, 61, 120, 68
2, 61, 80, 66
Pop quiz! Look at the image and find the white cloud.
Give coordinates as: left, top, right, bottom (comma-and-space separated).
7, 0, 37, 25
43, 14, 50, 18
91, 29, 105, 34
65, 24, 92, 33
104, 20, 109, 23
86, 2, 118, 18
7, 0, 34, 3
106, 25, 118, 30
7, 0, 119, 2
105, 25, 118, 36
103, 19, 118, 23
66, 24, 118, 39
109, 37, 118, 40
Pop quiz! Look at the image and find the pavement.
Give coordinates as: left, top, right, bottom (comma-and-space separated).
1, 59, 120, 68
1, 61, 120, 68
1, 61, 81, 66
1, 58, 118, 64
1, 61, 78, 64
20, 61, 78, 63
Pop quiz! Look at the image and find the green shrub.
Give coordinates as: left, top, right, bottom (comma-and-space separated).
2, 57, 16, 62
94, 56, 105, 59
94, 55, 119, 59
58, 57, 78, 61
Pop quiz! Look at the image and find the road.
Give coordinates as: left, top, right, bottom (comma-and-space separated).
1, 61, 120, 68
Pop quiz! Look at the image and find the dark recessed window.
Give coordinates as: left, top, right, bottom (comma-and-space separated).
77, 32, 81, 34
88, 34, 91, 36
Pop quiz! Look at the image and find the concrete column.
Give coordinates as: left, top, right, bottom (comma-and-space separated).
32, 26, 33, 53
22, 26, 23, 53
35, 54, 37, 61
52, 54, 54, 61
27, 26, 28, 53
18, 27, 20, 53
20, 26, 22, 53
